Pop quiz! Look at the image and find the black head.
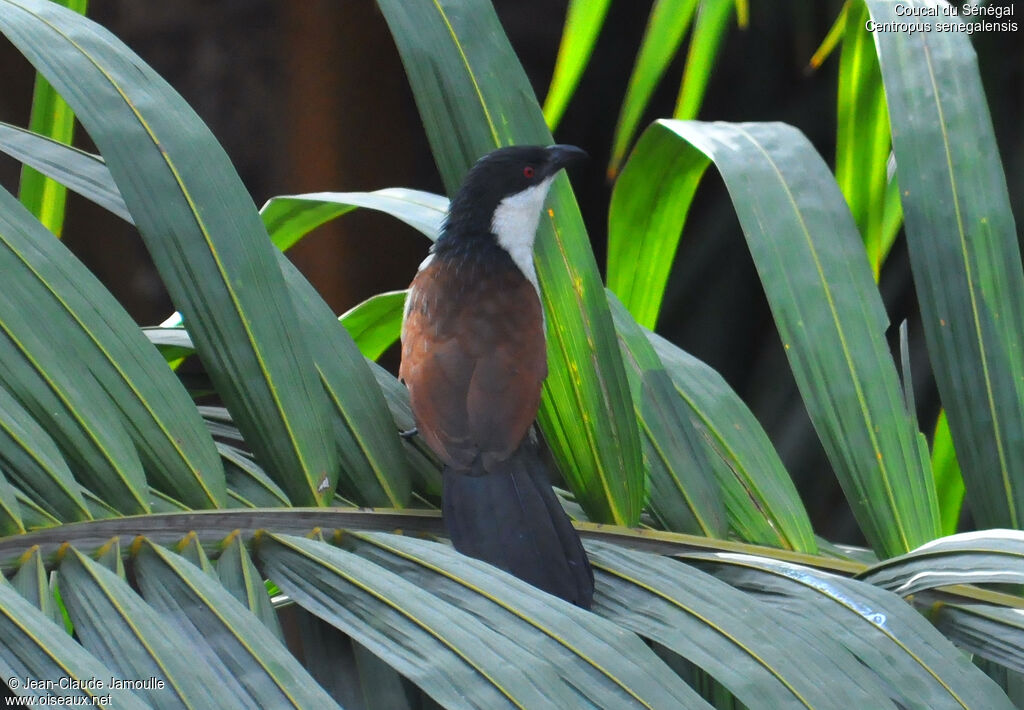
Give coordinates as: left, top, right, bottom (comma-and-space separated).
441, 144, 587, 242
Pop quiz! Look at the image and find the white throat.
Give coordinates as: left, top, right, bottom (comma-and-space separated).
490, 176, 556, 295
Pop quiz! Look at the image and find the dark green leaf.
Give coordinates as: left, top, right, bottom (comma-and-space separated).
345, 531, 710, 709
648, 330, 816, 551
258, 533, 572, 709
134, 540, 343, 709
642, 119, 938, 556
0, 0, 339, 506
0, 182, 226, 510
694, 552, 1014, 709
608, 294, 725, 536
866, 0, 1024, 529
58, 547, 242, 709
0, 581, 149, 708
588, 541, 893, 709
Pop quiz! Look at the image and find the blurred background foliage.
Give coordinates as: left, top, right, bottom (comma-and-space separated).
0, 0, 1020, 545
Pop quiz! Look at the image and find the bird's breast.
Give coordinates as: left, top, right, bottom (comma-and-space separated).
400, 251, 547, 468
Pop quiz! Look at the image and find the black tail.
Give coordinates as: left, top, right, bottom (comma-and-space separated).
442, 445, 594, 608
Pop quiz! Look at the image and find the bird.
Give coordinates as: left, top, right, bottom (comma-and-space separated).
400, 144, 594, 608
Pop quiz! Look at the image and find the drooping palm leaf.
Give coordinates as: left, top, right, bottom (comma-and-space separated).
0, 0, 339, 506
865, 0, 1024, 530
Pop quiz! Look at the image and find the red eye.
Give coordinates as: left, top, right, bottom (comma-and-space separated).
523, 166, 535, 178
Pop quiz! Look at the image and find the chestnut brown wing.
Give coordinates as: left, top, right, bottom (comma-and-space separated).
400, 258, 546, 470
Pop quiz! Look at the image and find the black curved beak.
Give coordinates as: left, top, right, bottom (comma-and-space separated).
544, 144, 588, 175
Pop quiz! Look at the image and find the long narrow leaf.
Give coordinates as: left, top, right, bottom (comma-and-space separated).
0, 183, 226, 509
215, 535, 284, 640
0, 0, 339, 506
16, 0, 85, 237
0, 112, 410, 509
258, 533, 572, 709
0, 384, 88, 523
866, 0, 1024, 529
695, 552, 1015, 709
647, 330, 816, 551
278, 256, 412, 507
58, 547, 242, 709
608, 294, 726, 536
932, 604, 1024, 674
0, 582, 149, 708
672, 0, 733, 121
0, 470, 23, 536
835, 1, 899, 278
619, 119, 938, 556
607, 119, 710, 328
609, 0, 700, 175
345, 531, 710, 709
0, 121, 130, 221
0, 296, 148, 514
260, 188, 446, 251
857, 529, 1024, 596
542, 0, 613, 130
588, 541, 894, 709
133, 540, 342, 709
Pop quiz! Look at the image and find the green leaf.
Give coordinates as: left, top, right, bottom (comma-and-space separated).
609, 0, 700, 176
133, 540, 343, 709
346, 531, 711, 709
696, 552, 1016, 709
58, 546, 242, 709
0, 124, 427, 508
260, 188, 446, 251
9, 549, 58, 623
588, 541, 893, 709
607, 118, 710, 328
0, 377, 88, 520
931, 409, 964, 536
620, 119, 938, 555
866, 0, 1024, 529
857, 529, 1024, 596
258, 533, 573, 709
0, 0, 339, 506
647, 330, 816, 552
0, 470, 25, 536
377, 0, 643, 524
0, 183, 226, 510
932, 604, 1024, 675
608, 293, 725, 537
0, 581, 149, 708
542, 0, 613, 130
219, 443, 291, 509
807, 1, 847, 71
835, 0, 899, 279
0, 295, 148, 515
0, 121, 131, 223
214, 535, 284, 640
279, 256, 412, 507
16, 0, 86, 238
340, 290, 407, 361
1, 115, 408, 509
672, 0, 733, 121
